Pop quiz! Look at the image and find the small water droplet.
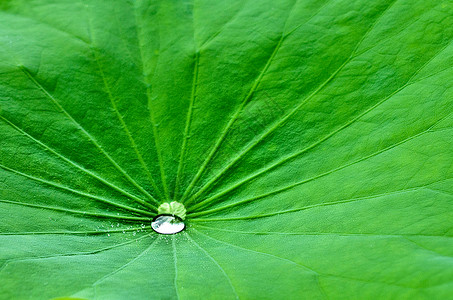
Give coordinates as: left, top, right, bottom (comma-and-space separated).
107, 234, 110, 237
151, 215, 185, 235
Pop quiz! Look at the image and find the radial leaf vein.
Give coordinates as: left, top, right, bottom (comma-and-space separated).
192, 228, 326, 295
0, 162, 154, 217
190, 126, 439, 215
185, 0, 403, 208
188, 38, 453, 211
0, 114, 156, 211
185, 232, 239, 299
172, 235, 180, 300
90, 45, 162, 205
0, 199, 152, 222
19, 66, 158, 209
180, 0, 299, 204
192, 225, 453, 238
0, 233, 152, 275
173, 52, 199, 200
189, 182, 450, 219
0, 226, 153, 236
132, 0, 171, 201
92, 234, 159, 286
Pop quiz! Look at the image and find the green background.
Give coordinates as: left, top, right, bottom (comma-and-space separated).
1, 0, 452, 299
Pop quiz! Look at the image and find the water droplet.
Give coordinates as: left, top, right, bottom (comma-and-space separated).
107, 233, 110, 237
151, 215, 185, 235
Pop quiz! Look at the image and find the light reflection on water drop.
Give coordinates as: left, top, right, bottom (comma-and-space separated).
151, 215, 185, 235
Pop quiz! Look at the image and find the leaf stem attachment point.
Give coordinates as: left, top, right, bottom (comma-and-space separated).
158, 201, 186, 220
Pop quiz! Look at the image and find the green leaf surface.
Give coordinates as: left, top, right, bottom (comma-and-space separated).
1, 0, 453, 299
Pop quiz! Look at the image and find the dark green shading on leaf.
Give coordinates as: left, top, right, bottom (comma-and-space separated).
0, 0, 452, 299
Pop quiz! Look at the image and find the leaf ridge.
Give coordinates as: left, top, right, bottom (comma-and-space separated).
91, 234, 160, 287
188, 38, 453, 211
132, 0, 171, 202
20, 66, 159, 209
0, 199, 152, 222
0, 233, 151, 275
173, 52, 200, 200
0, 226, 153, 236
193, 228, 426, 291
0, 114, 156, 211
185, 232, 240, 299
0, 10, 89, 45
172, 235, 181, 300
198, 0, 247, 49
90, 45, 162, 205
191, 126, 437, 215
180, 0, 299, 204
0, 162, 154, 217
193, 228, 325, 294
193, 225, 453, 238
189, 181, 451, 219
185, 0, 402, 208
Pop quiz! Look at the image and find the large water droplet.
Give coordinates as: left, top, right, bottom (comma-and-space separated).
151, 215, 185, 235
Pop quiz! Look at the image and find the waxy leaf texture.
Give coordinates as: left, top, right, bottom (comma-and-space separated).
1, 0, 453, 299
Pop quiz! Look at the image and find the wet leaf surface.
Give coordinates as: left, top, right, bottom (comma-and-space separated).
1, 0, 453, 299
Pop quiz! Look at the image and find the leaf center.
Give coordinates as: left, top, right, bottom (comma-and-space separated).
157, 201, 187, 220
